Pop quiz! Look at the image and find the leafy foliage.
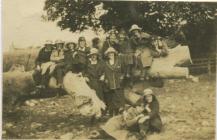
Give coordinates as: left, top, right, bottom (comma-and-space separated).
43, 1, 217, 55
44, 1, 216, 34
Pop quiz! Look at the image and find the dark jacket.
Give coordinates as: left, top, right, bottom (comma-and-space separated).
118, 39, 134, 54
104, 58, 122, 90
85, 60, 104, 80
143, 95, 160, 119
74, 47, 90, 65
35, 47, 52, 65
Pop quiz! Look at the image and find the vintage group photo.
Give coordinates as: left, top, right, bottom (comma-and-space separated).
2, 0, 217, 140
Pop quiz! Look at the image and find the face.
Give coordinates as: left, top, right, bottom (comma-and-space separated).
69, 44, 75, 51
109, 34, 118, 45
132, 30, 141, 38
45, 44, 52, 51
56, 43, 63, 50
119, 33, 126, 41
79, 40, 86, 48
108, 52, 115, 59
97, 40, 103, 48
145, 94, 153, 103
90, 54, 98, 61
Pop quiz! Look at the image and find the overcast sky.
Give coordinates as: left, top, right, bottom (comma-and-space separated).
3, 0, 104, 50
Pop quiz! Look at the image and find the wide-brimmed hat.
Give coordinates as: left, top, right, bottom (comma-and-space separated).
88, 48, 99, 56
78, 36, 86, 42
129, 24, 142, 33
143, 88, 153, 96
104, 47, 117, 56
55, 40, 64, 44
45, 40, 53, 45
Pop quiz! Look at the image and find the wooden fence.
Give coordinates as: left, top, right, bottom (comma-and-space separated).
189, 56, 216, 75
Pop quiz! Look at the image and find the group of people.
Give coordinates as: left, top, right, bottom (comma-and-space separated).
33, 24, 170, 139
33, 24, 169, 114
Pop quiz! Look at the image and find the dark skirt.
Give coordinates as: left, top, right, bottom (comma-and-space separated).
87, 78, 104, 102
104, 89, 125, 112
119, 53, 134, 66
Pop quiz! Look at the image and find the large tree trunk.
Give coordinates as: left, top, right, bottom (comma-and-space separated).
148, 45, 192, 78
3, 71, 35, 106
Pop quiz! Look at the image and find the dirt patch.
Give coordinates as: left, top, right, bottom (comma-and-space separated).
3, 74, 216, 139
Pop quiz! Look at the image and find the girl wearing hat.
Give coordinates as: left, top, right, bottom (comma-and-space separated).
74, 37, 90, 72
103, 47, 125, 116
118, 29, 134, 82
64, 42, 77, 72
129, 24, 153, 80
50, 40, 65, 88
138, 89, 162, 136
33, 40, 54, 88
101, 31, 120, 59
83, 48, 105, 102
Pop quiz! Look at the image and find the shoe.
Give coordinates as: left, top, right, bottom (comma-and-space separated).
140, 77, 144, 81
140, 130, 147, 138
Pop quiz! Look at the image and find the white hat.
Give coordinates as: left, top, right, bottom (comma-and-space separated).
104, 47, 117, 56
55, 40, 64, 44
143, 88, 153, 96
45, 40, 53, 45
88, 48, 99, 56
129, 24, 142, 33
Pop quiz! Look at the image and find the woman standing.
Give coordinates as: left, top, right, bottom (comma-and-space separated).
74, 37, 90, 73
84, 48, 105, 102
50, 40, 65, 88
103, 47, 125, 116
118, 30, 134, 81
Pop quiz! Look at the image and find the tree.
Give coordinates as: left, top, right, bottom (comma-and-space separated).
43, 1, 216, 35
43, 1, 217, 55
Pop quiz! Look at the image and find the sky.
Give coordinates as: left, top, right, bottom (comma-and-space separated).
3, 0, 104, 51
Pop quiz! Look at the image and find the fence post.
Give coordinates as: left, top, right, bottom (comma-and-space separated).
207, 57, 211, 75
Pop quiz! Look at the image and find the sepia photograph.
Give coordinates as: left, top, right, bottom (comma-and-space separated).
2, 0, 217, 139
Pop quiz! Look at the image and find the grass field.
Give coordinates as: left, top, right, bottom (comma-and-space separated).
3, 49, 40, 72
2, 74, 216, 139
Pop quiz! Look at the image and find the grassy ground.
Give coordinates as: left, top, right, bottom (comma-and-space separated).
2, 74, 216, 140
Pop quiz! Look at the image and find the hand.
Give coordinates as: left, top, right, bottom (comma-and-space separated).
99, 75, 105, 81
77, 72, 82, 77
138, 116, 150, 124
85, 77, 90, 82
36, 65, 41, 71
72, 52, 77, 58
137, 114, 145, 120
134, 50, 141, 57
120, 76, 124, 80
145, 105, 151, 113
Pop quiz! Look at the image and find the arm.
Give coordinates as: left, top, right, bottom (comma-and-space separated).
148, 100, 159, 118
160, 41, 169, 57
50, 51, 64, 62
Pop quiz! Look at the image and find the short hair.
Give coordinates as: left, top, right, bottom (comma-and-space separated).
92, 37, 100, 46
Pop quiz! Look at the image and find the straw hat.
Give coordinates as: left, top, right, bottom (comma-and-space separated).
129, 24, 142, 33
55, 40, 64, 44
88, 48, 99, 56
104, 47, 117, 56
78, 36, 86, 42
45, 40, 53, 45
143, 88, 153, 96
